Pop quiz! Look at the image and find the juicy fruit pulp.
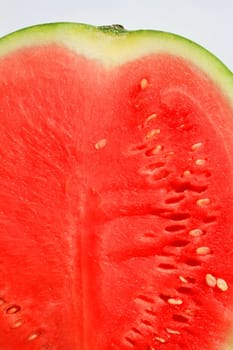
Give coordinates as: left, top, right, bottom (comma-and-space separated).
0, 24, 232, 350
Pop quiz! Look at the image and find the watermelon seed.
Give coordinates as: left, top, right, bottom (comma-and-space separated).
6, 305, 21, 314
168, 298, 183, 305
140, 78, 149, 89
95, 138, 107, 150
27, 332, 40, 341
195, 159, 206, 166
11, 320, 23, 329
166, 327, 181, 335
144, 113, 157, 125
196, 198, 210, 207
154, 336, 166, 343
216, 278, 228, 292
191, 142, 203, 151
189, 229, 204, 237
196, 246, 211, 255
205, 273, 217, 287
172, 314, 189, 323
0, 298, 5, 305
165, 225, 186, 232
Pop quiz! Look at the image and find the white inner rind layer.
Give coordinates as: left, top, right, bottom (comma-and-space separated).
0, 22, 232, 105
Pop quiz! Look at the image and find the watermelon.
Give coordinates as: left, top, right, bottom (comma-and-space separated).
0, 22, 232, 350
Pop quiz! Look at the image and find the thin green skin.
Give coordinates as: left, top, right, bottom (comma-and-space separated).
0, 22, 232, 105
0, 22, 233, 350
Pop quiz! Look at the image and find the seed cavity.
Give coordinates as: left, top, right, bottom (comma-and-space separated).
140, 78, 149, 89
189, 229, 204, 237
196, 246, 211, 255
206, 273, 217, 287
165, 195, 185, 204
168, 298, 183, 305
158, 263, 176, 270
6, 305, 21, 314
170, 239, 189, 247
185, 258, 201, 267
95, 138, 107, 150
146, 128, 160, 139
172, 314, 189, 323
166, 212, 190, 221
191, 142, 203, 151
166, 327, 181, 335
165, 225, 186, 232
177, 287, 193, 295
216, 278, 228, 292
195, 159, 206, 166
196, 198, 210, 207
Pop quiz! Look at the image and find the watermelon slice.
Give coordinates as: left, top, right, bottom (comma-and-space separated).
0, 22, 233, 350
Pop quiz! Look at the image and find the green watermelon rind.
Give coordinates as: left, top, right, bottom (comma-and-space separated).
0, 22, 232, 104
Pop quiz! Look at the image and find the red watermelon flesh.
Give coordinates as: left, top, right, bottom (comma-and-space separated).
0, 24, 232, 350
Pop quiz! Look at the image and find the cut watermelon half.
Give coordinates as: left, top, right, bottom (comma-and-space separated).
0, 23, 232, 350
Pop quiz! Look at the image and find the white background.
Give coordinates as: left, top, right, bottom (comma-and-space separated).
1, 0, 233, 71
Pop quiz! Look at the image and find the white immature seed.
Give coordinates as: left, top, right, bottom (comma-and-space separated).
166, 327, 181, 335
195, 159, 206, 166
140, 78, 149, 89
155, 336, 166, 343
216, 278, 228, 292
27, 333, 39, 342
146, 129, 160, 139
197, 198, 210, 207
191, 142, 203, 151
152, 145, 163, 154
189, 229, 204, 237
11, 320, 23, 329
168, 298, 183, 305
145, 113, 157, 124
95, 138, 107, 150
206, 273, 217, 287
179, 276, 188, 284
196, 246, 211, 255
183, 170, 191, 177
0, 298, 5, 305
